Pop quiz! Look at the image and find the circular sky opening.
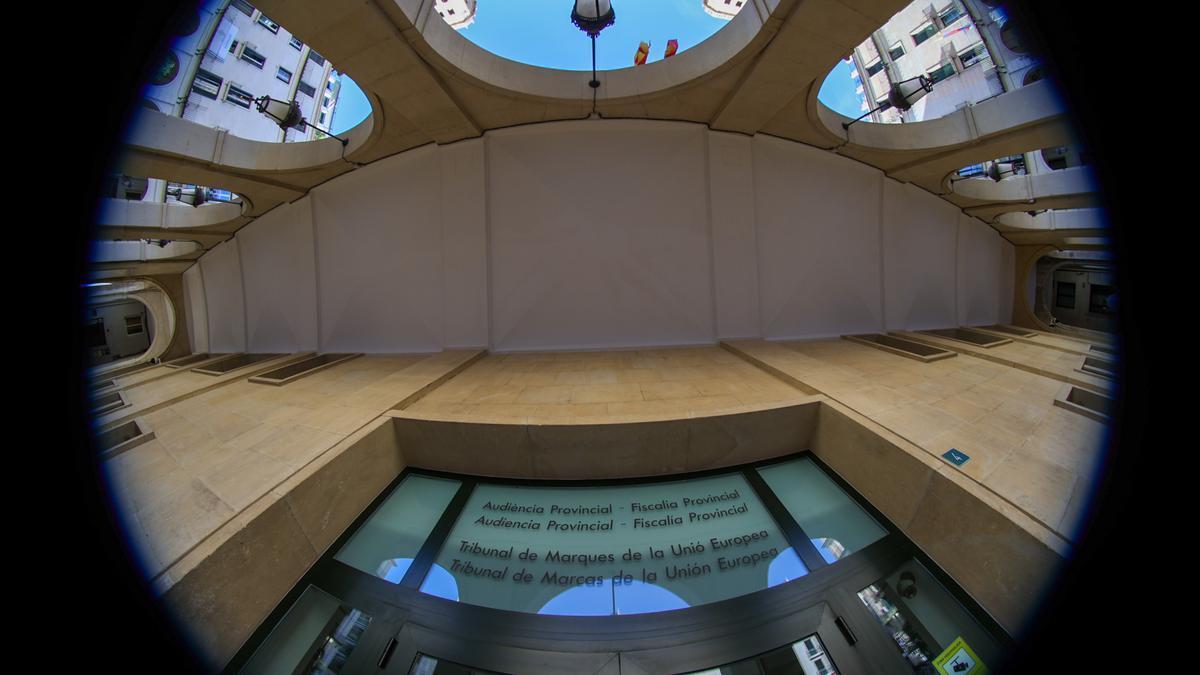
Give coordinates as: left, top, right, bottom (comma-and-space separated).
817, 57, 870, 119
329, 72, 371, 136
452, 1, 734, 71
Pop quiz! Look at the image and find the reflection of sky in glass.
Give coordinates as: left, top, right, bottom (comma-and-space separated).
381, 559, 461, 601
767, 548, 808, 587
415, 564, 461, 601
538, 579, 690, 616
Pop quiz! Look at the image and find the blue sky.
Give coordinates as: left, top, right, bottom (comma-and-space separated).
331, 1, 866, 133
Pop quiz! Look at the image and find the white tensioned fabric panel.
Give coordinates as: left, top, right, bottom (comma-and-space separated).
237, 197, 318, 353
199, 238, 246, 353
882, 179, 958, 330
440, 139, 488, 349
956, 214, 1003, 327
312, 146, 444, 353
708, 131, 760, 339
999, 239, 1015, 324
487, 121, 715, 352
182, 263, 208, 354
753, 135, 884, 339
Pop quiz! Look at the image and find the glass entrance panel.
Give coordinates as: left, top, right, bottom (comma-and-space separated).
334, 475, 461, 583
418, 472, 798, 615
239, 585, 373, 675
856, 559, 1002, 674
682, 632, 845, 675
756, 458, 887, 562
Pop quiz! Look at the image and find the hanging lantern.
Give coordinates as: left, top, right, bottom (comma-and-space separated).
987, 162, 1017, 181
571, 0, 615, 37
254, 96, 305, 132
886, 74, 933, 112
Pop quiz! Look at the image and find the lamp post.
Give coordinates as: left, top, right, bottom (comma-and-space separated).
255, 95, 349, 146
570, 0, 616, 90
843, 74, 933, 129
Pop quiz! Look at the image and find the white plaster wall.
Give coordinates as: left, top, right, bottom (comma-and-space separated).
312, 146, 444, 353
999, 240, 1015, 324
188, 119, 1017, 354
956, 214, 1003, 327
486, 122, 715, 352
236, 197, 318, 352
708, 131, 761, 339
883, 179, 959, 330
754, 135, 884, 339
199, 239, 246, 353
440, 139, 489, 349
182, 263, 209, 354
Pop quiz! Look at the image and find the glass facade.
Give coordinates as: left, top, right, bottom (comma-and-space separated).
418, 472, 796, 615
236, 455, 1011, 674
756, 457, 887, 561
334, 474, 461, 584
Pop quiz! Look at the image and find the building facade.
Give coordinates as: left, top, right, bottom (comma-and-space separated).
434, 0, 477, 30
86, 1, 1123, 672
702, 0, 747, 20
182, 0, 340, 144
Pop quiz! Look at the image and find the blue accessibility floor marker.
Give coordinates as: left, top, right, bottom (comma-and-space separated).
942, 448, 970, 466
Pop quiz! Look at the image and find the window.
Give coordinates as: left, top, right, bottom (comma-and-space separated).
230, 0, 254, 17
276, 66, 292, 84
1056, 281, 1076, 309
938, 3, 965, 27
888, 43, 905, 60
959, 43, 988, 68
240, 45, 266, 69
289, 35, 303, 50
297, 80, 316, 98
192, 69, 223, 100
1089, 285, 1115, 314
257, 14, 280, 33
309, 50, 326, 66
224, 83, 254, 109
875, 97, 892, 112
228, 39, 239, 55
926, 61, 956, 84
865, 60, 885, 77
912, 23, 937, 46
124, 316, 144, 336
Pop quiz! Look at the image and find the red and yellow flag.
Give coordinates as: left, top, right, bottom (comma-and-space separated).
664, 39, 679, 59
634, 41, 650, 66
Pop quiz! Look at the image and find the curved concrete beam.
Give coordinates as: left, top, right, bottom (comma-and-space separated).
948, 166, 1099, 221
111, 0, 1085, 265
90, 261, 195, 279
993, 208, 1108, 249
117, 108, 376, 217
816, 81, 1075, 195
96, 198, 246, 248
92, 240, 204, 264
995, 208, 1107, 233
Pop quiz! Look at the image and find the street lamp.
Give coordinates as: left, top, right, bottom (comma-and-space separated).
986, 161, 1019, 181
571, 0, 616, 90
843, 74, 933, 129
255, 95, 349, 146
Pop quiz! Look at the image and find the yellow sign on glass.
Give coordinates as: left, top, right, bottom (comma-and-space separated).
932, 636, 988, 675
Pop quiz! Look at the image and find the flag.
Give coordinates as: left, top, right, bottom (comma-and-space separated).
664, 39, 679, 59
634, 41, 650, 66
941, 24, 973, 39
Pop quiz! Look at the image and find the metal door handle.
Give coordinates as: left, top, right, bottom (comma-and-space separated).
835, 616, 857, 645
377, 637, 398, 669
